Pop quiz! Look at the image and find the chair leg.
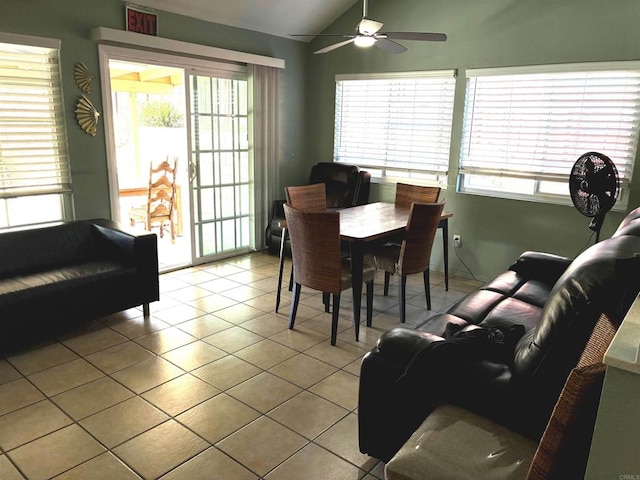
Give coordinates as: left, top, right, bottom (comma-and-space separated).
423, 268, 431, 310
398, 275, 407, 323
288, 283, 302, 330
288, 267, 294, 292
384, 271, 391, 296
366, 280, 374, 327
323, 292, 330, 312
331, 293, 341, 346
275, 230, 287, 313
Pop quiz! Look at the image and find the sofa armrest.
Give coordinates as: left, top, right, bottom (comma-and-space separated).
91, 219, 158, 272
509, 251, 573, 284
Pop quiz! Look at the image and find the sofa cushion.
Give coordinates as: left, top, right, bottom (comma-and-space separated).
0, 222, 98, 277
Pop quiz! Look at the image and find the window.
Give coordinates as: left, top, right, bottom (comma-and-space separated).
459, 62, 640, 207
0, 33, 72, 230
334, 71, 456, 184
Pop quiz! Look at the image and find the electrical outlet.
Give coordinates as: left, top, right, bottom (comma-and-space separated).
453, 234, 461, 248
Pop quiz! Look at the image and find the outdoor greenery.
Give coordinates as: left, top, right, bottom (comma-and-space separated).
139, 99, 184, 128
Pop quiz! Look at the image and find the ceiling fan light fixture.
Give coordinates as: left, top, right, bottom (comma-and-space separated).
354, 35, 376, 48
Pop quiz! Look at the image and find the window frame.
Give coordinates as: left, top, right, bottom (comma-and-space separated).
458, 61, 640, 209
333, 70, 456, 186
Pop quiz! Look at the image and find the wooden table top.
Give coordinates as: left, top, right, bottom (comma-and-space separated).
339, 202, 452, 243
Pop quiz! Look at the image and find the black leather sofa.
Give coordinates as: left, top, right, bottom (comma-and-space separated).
265, 162, 371, 253
358, 207, 640, 463
0, 219, 159, 347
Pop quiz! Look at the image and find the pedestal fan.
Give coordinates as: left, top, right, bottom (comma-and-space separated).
569, 152, 620, 243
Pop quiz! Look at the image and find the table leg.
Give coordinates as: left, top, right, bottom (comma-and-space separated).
350, 240, 364, 338
441, 218, 449, 291
275, 227, 287, 313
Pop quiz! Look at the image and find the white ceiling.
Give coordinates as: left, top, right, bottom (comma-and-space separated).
132, 0, 359, 40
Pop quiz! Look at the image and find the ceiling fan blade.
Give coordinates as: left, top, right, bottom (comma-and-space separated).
358, 18, 384, 35
382, 32, 448, 42
314, 38, 355, 54
290, 33, 355, 37
374, 38, 407, 54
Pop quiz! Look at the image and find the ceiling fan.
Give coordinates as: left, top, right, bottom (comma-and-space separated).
290, 0, 447, 54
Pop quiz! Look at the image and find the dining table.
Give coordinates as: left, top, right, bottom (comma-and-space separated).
339, 202, 453, 327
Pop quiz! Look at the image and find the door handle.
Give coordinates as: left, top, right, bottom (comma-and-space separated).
189, 161, 197, 183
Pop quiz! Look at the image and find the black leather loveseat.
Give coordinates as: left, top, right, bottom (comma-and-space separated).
358, 207, 640, 463
265, 162, 371, 253
0, 219, 159, 347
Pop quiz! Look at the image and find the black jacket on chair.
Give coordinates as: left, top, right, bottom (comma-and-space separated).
264, 162, 371, 253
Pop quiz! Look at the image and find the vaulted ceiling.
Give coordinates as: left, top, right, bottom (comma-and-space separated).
132, 0, 359, 40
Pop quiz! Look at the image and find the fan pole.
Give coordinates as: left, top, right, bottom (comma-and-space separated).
363, 0, 368, 18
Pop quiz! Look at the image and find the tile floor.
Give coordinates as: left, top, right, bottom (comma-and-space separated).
0, 251, 481, 480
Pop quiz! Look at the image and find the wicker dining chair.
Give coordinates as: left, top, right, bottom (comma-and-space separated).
275, 183, 327, 313
382, 183, 442, 294
283, 203, 375, 345
370, 202, 445, 323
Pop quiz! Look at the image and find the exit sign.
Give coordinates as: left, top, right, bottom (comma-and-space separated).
126, 6, 158, 36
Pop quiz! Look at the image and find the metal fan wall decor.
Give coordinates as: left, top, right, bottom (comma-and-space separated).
75, 95, 101, 136
290, 0, 447, 54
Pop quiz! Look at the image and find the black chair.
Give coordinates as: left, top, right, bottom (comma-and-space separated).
265, 162, 371, 254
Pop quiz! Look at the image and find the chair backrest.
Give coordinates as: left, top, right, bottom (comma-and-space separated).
308, 162, 369, 208
398, 202, 445, 275
395, 183, 441, 208
283, 203, 344, 294
285, 183, 326, 212
147, 158, 177, 223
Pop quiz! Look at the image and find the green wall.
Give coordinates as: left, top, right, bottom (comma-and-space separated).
0, 0, 309, 220
305, 0, 640, 281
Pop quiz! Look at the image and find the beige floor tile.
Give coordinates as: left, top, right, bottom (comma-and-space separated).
80, 396, 168, 448
134, 327, 197, 354
153, 303, 207, 326
264, 442, 363, 480
202, 326, 264, 353
342, 357, 363, 377
8, 424, 105, 480
27, 358, 104, 396
213, 303, 265, 324
225, 270, 268, 284
85, 341, 156, 374
227, 372, 301, 413
0, 378, 45, 416
7, 343, 78, 376
0, 361, 21, 386
55, 452, 141, 480
268, 354, 337, 389
216, 416, 307, 477
164, 285, 215, 303
111, 357, 184, 394
105, 316, 171, 340
240, 313, 289, 337
243, 293, 279, 313
219, 285, 265, 303
175, 314, 233, 338
161, 340, 226, 371
268, 324, 328, 351
268, 391, 349, 440
173, 268, 217, 285
176, 393, 260, 443
197, 276, 242, 293
234, 339, 298, 370
315, 413, 378, 469
61, 328, 128, 356
51, 376, 134, 420
309, 370, 359, 410
159, 446, 257, 480
0, 454, 24, 480
192, 355, 261, 390
113, 420, 208, 479
304, 341, 367, 369
188, 294, 238, 314
142, 373, 219, 416
0, 399, 72, 450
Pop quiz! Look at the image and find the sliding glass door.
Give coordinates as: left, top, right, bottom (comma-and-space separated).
189, 73, 250, 261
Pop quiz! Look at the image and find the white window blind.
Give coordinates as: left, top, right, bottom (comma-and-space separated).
334, 71, 455, 183
0, 38, 71, 199
459, 63, 640, 204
